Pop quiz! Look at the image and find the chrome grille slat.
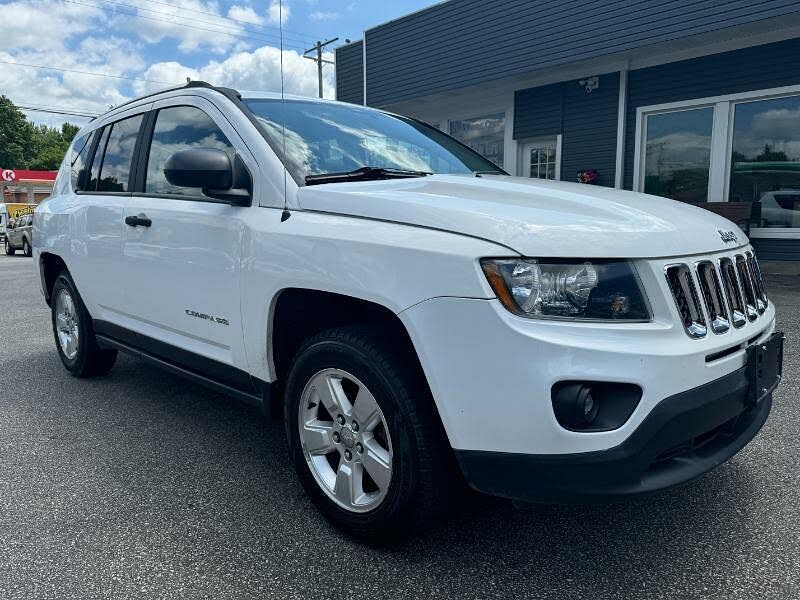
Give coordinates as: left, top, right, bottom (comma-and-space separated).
719, 257, 747, 328
735, 254, 759, 322
746, 252, 768, 313
665, 264, 707, 338
696, 261, 730, 334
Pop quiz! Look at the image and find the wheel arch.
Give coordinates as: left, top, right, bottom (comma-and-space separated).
39, 252, 70, 306
266, 288, 440, 425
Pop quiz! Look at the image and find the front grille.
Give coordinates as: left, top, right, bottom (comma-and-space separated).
665, 250, 769, 339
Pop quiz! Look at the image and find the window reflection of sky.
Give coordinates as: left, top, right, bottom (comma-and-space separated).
245, 99, 502, 181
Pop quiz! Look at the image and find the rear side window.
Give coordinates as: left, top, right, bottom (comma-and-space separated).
88, 126, 111, 191
95, 114, 143, 192
70, 133, 92, 190
145, 106, 235, 197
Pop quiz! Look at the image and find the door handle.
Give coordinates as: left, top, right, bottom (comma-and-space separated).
125, 214, 152, 228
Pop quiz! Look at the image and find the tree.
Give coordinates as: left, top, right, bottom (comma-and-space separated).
0, 96, 35, 168
0, 96, 81, 170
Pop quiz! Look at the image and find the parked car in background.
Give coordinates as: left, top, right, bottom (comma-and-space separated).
5, 212, 33, 256
34, 82, 783, 541
757, 190, 800, 228
1, 203, 36, 249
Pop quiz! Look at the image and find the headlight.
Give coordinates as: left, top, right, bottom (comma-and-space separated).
481, 258, 651, 320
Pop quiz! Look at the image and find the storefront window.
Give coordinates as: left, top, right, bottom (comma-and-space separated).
643, 107, 713, 202
728, 94, 800, 229
449, 113, 505, 169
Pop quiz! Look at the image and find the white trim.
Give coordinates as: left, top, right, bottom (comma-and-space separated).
632, 109, 644, 192
634, 84, 800, 114
707, 101, 730, 202
614, 68, 628, 189
504, 100, 517, 176
362, 34, 367, 106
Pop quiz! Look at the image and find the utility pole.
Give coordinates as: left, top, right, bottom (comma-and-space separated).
304, 38, 338, 98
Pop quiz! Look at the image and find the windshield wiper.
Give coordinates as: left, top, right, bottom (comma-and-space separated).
305, 166, 432, 186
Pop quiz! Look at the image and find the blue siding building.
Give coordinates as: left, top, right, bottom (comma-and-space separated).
336, 1, 800, 259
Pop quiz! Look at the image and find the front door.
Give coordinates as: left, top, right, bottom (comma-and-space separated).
120, 97, 253, 368
521, 136, 561, 180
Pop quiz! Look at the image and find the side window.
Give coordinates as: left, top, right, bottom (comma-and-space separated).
88, 126, 111, 191
145, 106, 235, 197
96, 114, 143, 192
70, 133, 92, 191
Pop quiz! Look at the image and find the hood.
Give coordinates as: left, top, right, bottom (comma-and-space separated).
297, 174, 748, 258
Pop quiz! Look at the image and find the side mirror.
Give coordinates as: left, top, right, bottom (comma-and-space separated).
163, 148, 252, 206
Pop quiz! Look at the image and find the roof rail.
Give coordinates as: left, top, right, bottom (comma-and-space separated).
97, 80, 241, 119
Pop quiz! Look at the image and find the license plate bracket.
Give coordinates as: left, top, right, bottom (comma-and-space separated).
746, 331, 785, 405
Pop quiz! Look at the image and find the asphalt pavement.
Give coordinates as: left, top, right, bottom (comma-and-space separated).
0, 253, 798, 599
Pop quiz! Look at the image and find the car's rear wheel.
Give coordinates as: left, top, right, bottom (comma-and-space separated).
51, 272, 117, 377
23, 239, 32, 257
284, 326, 452, 541
4, 240, 14, 256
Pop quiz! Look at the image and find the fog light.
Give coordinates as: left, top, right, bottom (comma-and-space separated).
551, 381, 642, 432
553, 383, 599, 429
580, 387, 599, 423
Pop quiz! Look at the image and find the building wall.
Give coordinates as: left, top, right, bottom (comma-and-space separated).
623, 37, 800, 190
514, 72, 619, 187
357, 0, 800, 107
335, 41, 364, 105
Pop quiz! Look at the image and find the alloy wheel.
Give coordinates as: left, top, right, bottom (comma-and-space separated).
298, 368, 393, 513
55, 288, 80, 360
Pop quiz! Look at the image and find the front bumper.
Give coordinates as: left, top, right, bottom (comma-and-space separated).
455, 365, 772, 502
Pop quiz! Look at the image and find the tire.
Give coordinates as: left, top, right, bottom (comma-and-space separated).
284, 326, 453, 541
23, 239, 32, 257
4, 240, 14, 256
51, 271, 117, 377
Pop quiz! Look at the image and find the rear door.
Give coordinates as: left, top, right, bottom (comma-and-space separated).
119, 96, 253, 369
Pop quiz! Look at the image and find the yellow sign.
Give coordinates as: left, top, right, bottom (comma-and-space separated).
4, 203, 36, 220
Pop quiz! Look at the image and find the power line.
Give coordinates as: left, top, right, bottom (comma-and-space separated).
65, 0, 310, 53
98, 0, 311, 48
133, 0, 317, 45
0, 59, 178, 85
18, 105, 98, 118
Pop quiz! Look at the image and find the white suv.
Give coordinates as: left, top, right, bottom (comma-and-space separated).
35, 82, 783, 539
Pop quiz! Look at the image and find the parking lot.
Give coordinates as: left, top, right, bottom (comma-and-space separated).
0, 253, 797, 600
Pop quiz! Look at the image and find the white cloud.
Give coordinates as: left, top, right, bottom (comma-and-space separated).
267, 0, 290, 25
309, 10, 338, 21
227, 5, 265, 25
0, 0, 103, 53
114, 0, 253, 55
134, 45, 335, 99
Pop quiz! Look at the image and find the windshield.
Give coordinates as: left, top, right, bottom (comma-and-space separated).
243, 99, 505, 184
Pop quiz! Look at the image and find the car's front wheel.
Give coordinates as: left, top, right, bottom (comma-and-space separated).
23, 239, 32, 257
4, 240, 14, 256
284, 326, 452, 540
51, 272, 117, 377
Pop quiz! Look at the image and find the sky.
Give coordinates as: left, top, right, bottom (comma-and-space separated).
0, 0, 434, 128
